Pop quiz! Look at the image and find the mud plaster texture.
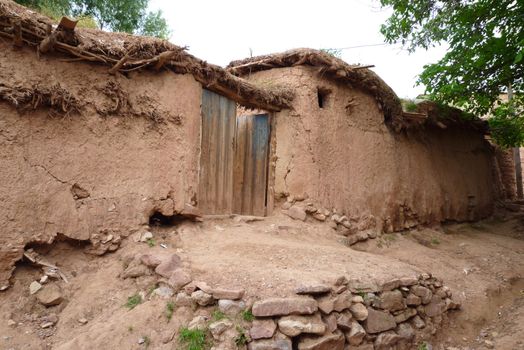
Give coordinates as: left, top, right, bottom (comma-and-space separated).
0, 43, 202, 287
248, 66, 500, 232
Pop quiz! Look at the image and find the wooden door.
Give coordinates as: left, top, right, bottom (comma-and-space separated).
198, 89, 236, 214
233, 114, 271, 216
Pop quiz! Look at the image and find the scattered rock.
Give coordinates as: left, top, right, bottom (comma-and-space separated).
346, 321, 366, 345
374, 330, 401, 350
333, 291, 352, 312
40, 275, 49, 284
349, 303, 368, 321
188, 315, 208, 330
167, 269, 192, 290
250, 319, 277, 340
364, 308, 396, 334
399, 276, 418, 286
317, 296, 334, 314
381, 279, 400, 291
333, 285, 347, 294
154, 254, 182, 278
277, 314, 326, 337
195, 281, 214, 294
295, 284, 331, 295
175, 292, 193, 307
36, 284, 63, 307
397, 322, 415, 340
122, 260, 150, 279
41, 321, 54, 329
312, 213, 326, 221
212, 287, 245, 300
284, 206, 307, 221
78, 318, 88, 325
29, 281, 42, 295
425, 296, 445, 317
324, 313, 337, 333
218, 299, 246, 316
297, 331, 345, 350
252, 297, 317, 317
209, 319, 233, 340
191, 290, 214, 306
139, 231, 153, 242
153, 286, 174, 299
139, 254, 163, 267
351, 295, 364, 303
7, 319, 16, 327
377, 290, 405, 311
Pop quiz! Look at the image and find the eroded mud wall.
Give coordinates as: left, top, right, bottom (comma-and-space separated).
245, 66, 498, 231
0, 44, 202, 287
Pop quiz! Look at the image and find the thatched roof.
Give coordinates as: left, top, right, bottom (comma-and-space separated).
0, 0, 292, 112
227, 49, 405, 130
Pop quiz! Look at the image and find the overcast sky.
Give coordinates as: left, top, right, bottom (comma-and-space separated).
149, 0, 447, 98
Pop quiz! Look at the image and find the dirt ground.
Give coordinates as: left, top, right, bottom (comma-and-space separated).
0, 211, 523, 350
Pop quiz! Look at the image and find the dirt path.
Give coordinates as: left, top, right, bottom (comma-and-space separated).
0, 212, 523, 349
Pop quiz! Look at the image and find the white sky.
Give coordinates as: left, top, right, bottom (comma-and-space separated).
149, 0, 447, 98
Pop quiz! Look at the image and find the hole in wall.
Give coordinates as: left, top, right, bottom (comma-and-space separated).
317, 87, 331, 109
149, 211, 187, 227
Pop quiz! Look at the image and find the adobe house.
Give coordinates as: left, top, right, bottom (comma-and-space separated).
0, 0, 505, 287
227, 49, 503, 233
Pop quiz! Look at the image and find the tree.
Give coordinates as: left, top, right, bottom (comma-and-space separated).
15, 0, 171, 39
379, 0, 524, 146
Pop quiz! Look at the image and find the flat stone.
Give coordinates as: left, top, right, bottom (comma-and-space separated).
250, 319, 277, 340
374, 330, 401, 350
139, 231, 153, 242
277, 314, 326, 337
122, 263, 150, 279
212, 287, 245, 300
154, 254, 182, 278
346, 321, 366, 345
252, 297, 317, 317
139, 254, 163, 267
41, 321, 54, 329
411, 285, 432, 304
394, 308, 417, 323
381, 279, 400, 291
209, 319, 233, 340
425, 296, 445, 317
336, 311, 352, 330
351, 295, 364, 303
406, 293, 421, 306
195, 281, 214, 294
284, 206, 307, 221
167, 269, 192, 290
295, 284, 331, 295
397, 322, 415, 340
333, 291, 352, 312
29, 281, 42, 295
317, 296, 334, 314
218, 299, 246, 316
36, 284, 63, 307
364, 308, 396, 334
7, 319, 16, 327
378, 290, 405, 311
78, 318, 88, 325
349, 303, 368, 321
191, 290, 214, 306
399, 276, 418, 286
175, 292, 193, 306
248, 335, 292, 350
297, 331, 345, 350
188, 315, 208, 330
324, 313, 337, 333
312, 213, 326, 221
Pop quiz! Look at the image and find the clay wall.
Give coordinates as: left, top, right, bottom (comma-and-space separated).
246, 66, 498, 232
0, 43, 202, 287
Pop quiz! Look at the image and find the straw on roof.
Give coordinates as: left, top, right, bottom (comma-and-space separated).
0, 0, 292, 112
227, 48, 405, 130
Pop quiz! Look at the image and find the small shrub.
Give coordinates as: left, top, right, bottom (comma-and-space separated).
234, 326, 248, 346
431, 237, 441, 245
125, 293, 142, 310
179, 327, 207, 350
241, 309, 254, 322
146, 238, 156, 247
142, 335, 151, 349
418, 342, 429, 350
166, 301, 175, 321
128, 325, 134, 332
211, 309, 226, 321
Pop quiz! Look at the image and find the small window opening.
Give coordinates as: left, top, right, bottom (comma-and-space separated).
149, 211, 186, 227
317, 87, 331, 109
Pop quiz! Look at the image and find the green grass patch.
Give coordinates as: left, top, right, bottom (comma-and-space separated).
418, 342, 429, 350
234, 326, 248, 346
125, 293, 142, 310
431, 237, 441, 245
241, 309, 254, 322
166, 301, 175, 321
146, 238, 156, 247
211, 309, 226, 321
179, 328, 207, 350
